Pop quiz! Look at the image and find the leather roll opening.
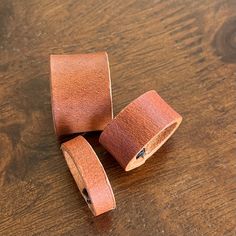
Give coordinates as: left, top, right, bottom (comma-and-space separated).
126, 122, 178, 171
145, 122, 178, 155
63, 150, 94, 210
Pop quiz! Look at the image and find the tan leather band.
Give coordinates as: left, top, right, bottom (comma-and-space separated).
50, 52, 113, 137
99, 90, 182, 171
61, 136, 116, 216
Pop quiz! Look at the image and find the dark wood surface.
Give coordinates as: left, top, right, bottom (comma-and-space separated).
0, 0, 236, 235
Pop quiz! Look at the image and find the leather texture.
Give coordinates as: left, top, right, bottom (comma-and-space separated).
61, 135, 116, 216
99, 90, 182, 171
50, 52, 113, 137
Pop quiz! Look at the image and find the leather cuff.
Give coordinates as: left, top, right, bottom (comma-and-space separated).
50, 52, 113, 137
61, 136, 116, 216
99, 90, 182, 171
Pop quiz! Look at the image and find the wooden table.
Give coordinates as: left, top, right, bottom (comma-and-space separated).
0, 1, 235, 235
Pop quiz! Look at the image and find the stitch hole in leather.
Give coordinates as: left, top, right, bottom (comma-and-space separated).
82, 188, 92, 204
136, 148, 146, 159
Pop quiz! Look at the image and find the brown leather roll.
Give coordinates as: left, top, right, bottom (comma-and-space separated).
50, 52, 113, 137
61, 136, 116, 216
99, 90, 182, 171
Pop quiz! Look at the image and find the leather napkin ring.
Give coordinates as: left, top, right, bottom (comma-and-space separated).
50, 52, 113, 137
99, 90, 182, 171
61, 136, 116, 216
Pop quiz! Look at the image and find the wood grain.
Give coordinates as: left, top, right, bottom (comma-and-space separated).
0, 0, 236, 235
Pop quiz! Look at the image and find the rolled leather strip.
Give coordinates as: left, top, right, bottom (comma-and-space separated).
61, 136, 116, 216
50, 52, 113, 137
99, 90, 182, 171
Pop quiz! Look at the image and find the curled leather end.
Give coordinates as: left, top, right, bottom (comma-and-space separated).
61, 136, 116, 216
99, 90, 182, 171
50, 52, 113, 137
